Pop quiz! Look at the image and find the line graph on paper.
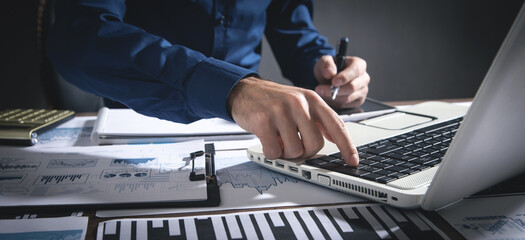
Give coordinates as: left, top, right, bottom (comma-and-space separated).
0, 159, 41, 172
47, 159, 98, 169
215, 156, 298, 194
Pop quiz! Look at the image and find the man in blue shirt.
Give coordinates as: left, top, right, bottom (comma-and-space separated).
47, 0, 370, 166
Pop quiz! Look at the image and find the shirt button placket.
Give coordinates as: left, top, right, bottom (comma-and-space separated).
218, 15, 226, 25
213, 12, 227, 59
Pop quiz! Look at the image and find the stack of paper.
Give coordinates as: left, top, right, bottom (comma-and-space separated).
91, 108, 254, 145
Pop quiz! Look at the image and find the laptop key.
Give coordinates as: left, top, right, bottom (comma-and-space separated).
366, 144, 402, 155
400, 168, 420, 175
319, 162, 341, 169
389, 172, 409, 179
358, 152, 374, 159
371, 162, 392, 169
361, 173, 384, 181
412, 164, 431, 171
368, 155, 389, 162
410, 156, 438, 165
318, 155, 339, 162
359, 165, 382, 173
388, 136, 406, 143
381, 158, 405, 166
398, 162, 419, 169
424, 159, 442, 167
398, 149, 413, 155
358, 159, 376, 166
333, 167, 370, 177
405, 145, 422, 152
409, 151, 429, 158
329, 158, 346, 166
305, 158, 326, 166
385, 165, 407, 172
385, 153, 417, 162
375, 169, 396, 176
376, 175, 398, 183
305, 159, 340, 170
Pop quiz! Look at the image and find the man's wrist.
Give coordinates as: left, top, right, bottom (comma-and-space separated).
226, 75, 261, 120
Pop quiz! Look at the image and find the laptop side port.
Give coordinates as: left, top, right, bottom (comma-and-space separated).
302, 170, 311, 180
289, 166, 298, 173
264, 159, 273, 165
275, 161, 285, 168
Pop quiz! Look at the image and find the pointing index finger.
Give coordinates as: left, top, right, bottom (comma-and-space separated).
314, 103, 359, 166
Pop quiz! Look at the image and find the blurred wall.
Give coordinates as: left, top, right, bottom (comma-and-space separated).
259, 0, 524, 101
0, 1, 46, 109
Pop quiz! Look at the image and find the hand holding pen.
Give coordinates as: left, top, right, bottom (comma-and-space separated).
314, 37, 370, 109
331, 37, 349, 100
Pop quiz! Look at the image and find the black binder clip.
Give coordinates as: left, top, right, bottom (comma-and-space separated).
188, 143, 216, 182
204, 143, 215, 178
189, 150, 205, 181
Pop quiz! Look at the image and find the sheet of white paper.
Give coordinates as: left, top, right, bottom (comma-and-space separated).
97, 149, 362, 217
210, 138, 261, 151
0, 141, 207, 207
93, 108, 253, 138
0, 216, 88, 239
438, 195, 525, 239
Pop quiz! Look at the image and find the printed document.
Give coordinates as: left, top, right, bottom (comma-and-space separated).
0, 140, 207, 207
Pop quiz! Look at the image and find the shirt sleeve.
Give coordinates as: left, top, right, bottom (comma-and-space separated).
265, 0, 335, 90
46, 0, 255, 123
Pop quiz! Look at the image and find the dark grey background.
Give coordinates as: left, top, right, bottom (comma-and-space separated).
260, 0, 524, 101
1, 0, 523, 111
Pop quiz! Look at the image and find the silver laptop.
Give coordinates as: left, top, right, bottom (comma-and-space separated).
248, 3, 525, 211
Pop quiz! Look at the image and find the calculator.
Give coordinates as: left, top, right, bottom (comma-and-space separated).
0, 109, 75, 145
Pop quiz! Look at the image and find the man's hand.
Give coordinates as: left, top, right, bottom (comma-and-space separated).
227, 77, 359, 166
314, 55, 370, 109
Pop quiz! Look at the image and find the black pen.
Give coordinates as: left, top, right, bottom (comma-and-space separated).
331, 37, 349, 100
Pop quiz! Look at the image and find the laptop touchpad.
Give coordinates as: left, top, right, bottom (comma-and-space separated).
359, 111, 434, 130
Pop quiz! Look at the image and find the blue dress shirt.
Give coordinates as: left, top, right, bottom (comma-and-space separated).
47, 0, 335, 123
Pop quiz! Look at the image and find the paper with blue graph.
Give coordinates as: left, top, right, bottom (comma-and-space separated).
0, 217, 88, 240
0, 140, 207, 208
438, 195, 525, 239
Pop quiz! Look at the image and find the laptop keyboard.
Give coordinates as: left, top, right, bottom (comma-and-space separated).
304, 117, 463, 184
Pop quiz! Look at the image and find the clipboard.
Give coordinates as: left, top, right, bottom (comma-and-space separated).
0, 143, 220, 214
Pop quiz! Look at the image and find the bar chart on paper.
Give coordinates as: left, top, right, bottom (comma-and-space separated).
97, 203, 448, 240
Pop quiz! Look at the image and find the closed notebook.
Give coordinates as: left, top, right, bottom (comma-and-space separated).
91, 107, 254, 145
